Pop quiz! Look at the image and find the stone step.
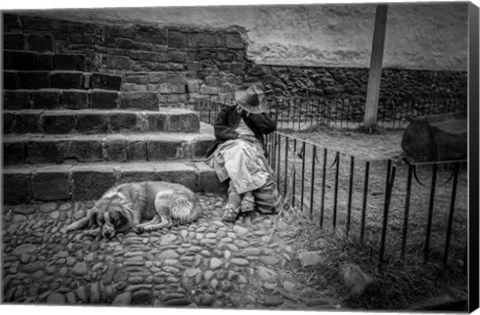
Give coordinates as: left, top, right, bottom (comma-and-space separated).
3, 108, 200, 135
3, 160, 225, 204
3, 130, 214, 165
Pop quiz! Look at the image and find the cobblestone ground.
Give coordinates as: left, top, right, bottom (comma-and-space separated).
2, 194, 340, 310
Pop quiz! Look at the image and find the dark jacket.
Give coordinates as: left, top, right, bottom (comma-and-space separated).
206, 106, 277, 157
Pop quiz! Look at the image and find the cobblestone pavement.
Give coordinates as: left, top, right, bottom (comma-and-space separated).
2, 194, 341, 309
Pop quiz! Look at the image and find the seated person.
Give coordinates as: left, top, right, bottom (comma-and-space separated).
206, 84, 282, 222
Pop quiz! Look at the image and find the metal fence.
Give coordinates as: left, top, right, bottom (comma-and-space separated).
265, 132, 467, 270
194, 96, 466, 130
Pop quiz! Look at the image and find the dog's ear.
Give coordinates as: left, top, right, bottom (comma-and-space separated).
87, 207, 100, 228
110, 209, 128, 229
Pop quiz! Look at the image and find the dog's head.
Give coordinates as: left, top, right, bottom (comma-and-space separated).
90, 192, 133, 239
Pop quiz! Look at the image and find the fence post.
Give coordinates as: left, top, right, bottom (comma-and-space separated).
320, 148, 328, 228
401, 164, 414, 263
379, 160, 396, 264
346, 156, 355, 235
360, 161, 370, 242
443, 163, 460, 269
333, 152, 340, 228
300, 141, 307, 213
309, 146, 317, 220
424, 164, 438, 263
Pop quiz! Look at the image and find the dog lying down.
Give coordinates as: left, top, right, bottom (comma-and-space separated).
66, 181, 202, 239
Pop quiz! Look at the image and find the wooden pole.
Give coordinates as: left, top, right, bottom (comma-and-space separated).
363, 5, 388, 129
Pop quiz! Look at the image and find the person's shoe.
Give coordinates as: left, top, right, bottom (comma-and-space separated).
222, 205, 240, 222
240, 193, 255, 213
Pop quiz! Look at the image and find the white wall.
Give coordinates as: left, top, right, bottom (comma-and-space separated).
21, 2, 468, 71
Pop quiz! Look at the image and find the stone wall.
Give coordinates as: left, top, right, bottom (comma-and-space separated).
3, 13, 256, 110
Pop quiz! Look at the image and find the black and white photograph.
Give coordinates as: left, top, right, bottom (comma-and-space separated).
1, 0, 479, 313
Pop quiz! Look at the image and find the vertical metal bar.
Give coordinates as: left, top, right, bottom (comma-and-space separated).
333, 151, 340, 228
275, 103, 280, 129
298, 99, 302, 130
360, 161, 370, 242
276, 134, 282, 183
424, 163, 438, 263
401, 164, 413, 263
443, 163, 460, 269
284, 135, 289, 196
346, 156, 355, 235
320, 148, 327, 228
300, 141, 306, 213
309, 145, 317, 220
292, 139, 297, 207
379, 161, 396, 263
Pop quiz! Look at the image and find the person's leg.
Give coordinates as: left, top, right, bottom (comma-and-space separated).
223, 181, 241, 222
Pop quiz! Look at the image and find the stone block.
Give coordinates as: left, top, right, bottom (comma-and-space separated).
192, 139, 214, 158
129, 51, 168, 63
32, 166, 71, 201
147, 140, 183, 161
26, 140, 64, 164
168, 50, 187, 63
120, 92, 159, 111
146, 113, 167, 132
50, 71, 84, 89
168, 30, 187, 49
4, 51, 35, 70
109, 112, 139, 132
125, 74, 149, 85
20, 15, 52, 31
72, 166, 116, 201
167, 113, 199, 132
3, 141, 26, 165
154, 162, 198, 191
187, 62, 203, 73
102, 55, 132, 70
4, 33, 25, 50
64, 139, 103, 162
148, 72, 167, 83
26, 34, 54, 52
118, 163, 157, 183
77, 113, 109, 134
90, 90, 118, 109
3, 170, 33, 204
3, 113, 15, 133
31, 90, 61, 109
4, 71, 18, 90
231, 63, 244, 75
127, 141, 147, 161
133, 25, 167, 45
4, 91, 31, 109
104, 137, 128, 162
62, 90, 89, 109
4, 14, 21, 32
188, 33, 217, 48
92, 73, 122, 90
18, 71, 50, 89
158, 94, 187, 105
41, 112, 76, 134
54, 54, 86, 71
15, 112, 42, 133
36, 54, 54, 70
195, 162, 226, 193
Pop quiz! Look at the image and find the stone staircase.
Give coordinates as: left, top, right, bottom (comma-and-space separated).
3, 29, 225, 204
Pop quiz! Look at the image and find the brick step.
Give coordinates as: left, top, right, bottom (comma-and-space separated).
3, 160, 225, 204
3, 108, 200, 135
3, 130, 214, 165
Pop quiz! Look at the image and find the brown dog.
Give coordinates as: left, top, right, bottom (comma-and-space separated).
66, 181, 202, 238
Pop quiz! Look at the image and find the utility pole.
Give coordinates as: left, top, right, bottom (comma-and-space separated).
363, 4, 388, 129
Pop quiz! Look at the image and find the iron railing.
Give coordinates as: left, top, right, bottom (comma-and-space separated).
265, 132, 467, 270
194, 96, 466, 130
